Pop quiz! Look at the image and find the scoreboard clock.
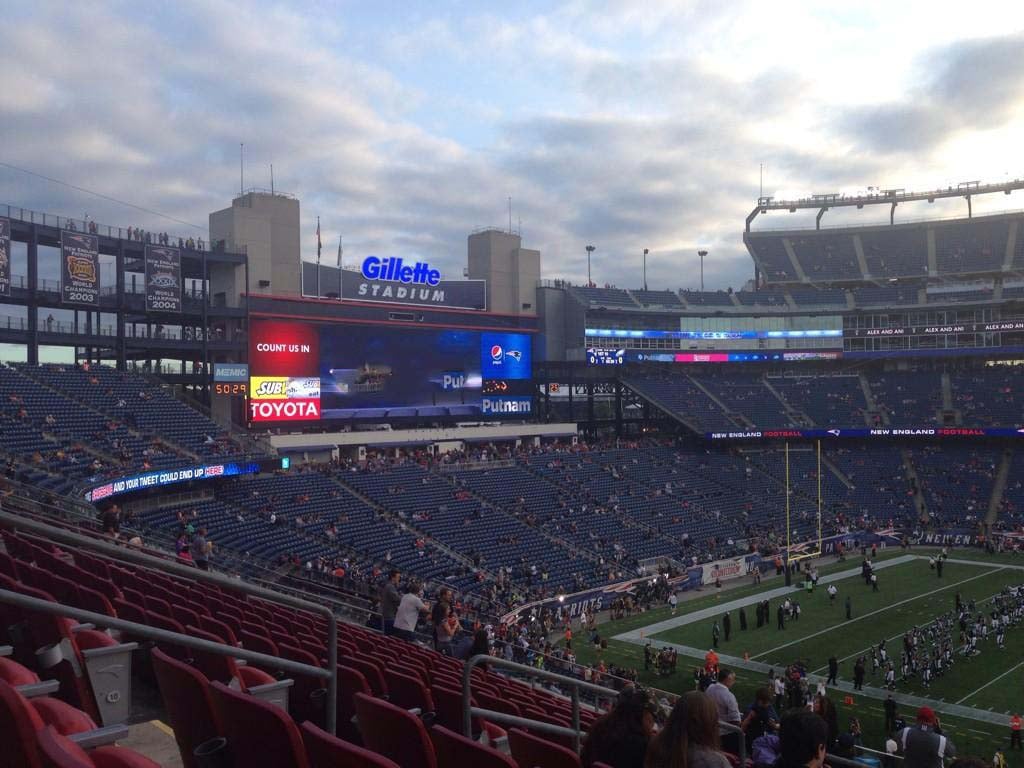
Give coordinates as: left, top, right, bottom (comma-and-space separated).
212, 382, 248, 397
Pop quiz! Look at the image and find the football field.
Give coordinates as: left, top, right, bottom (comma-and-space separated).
562, 549, 1024, 763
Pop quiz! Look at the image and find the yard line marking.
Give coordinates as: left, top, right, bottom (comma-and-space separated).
956, 659, 1024, 705
752, 567, 1004, 662
810, 590, 1005, 674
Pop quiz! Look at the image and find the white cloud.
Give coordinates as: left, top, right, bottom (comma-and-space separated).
2, 1, 1024, 294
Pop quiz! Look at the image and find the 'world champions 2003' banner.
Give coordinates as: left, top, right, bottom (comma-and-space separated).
61, 230, 99, 305
145, 245, 182, 312
0, 217, 10, 297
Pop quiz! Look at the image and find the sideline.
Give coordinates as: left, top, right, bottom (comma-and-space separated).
614, 554, 919, 641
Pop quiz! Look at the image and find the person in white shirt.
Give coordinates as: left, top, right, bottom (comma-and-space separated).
773, 674, 786, 711
706, 668, 742, 754
393, 581, 429, 641
827, 584, 838, 606
668, 593, 678, 615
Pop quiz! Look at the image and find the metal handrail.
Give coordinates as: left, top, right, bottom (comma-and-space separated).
459, 657, 748, 763
0, 510, 339, 733
461, 654, 621, 752
0, 588, 329, 682
854, 744, 903, 761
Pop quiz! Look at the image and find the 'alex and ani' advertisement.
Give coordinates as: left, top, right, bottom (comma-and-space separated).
144, 245, 182, 312
60, 230, 99, 305
0, 217, 9, 297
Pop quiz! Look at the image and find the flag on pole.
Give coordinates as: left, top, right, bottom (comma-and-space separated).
316, 217, 322, 264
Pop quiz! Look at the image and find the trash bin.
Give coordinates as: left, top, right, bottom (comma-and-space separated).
194, 737, 231, 768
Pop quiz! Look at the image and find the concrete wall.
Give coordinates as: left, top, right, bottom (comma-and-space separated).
209, 192, 300, 296
468, 230, 539, 316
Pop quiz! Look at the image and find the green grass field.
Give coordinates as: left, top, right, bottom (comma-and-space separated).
560, 548, 1024, 765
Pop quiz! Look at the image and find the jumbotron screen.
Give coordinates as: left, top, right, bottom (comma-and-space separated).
248, 320, 533, 422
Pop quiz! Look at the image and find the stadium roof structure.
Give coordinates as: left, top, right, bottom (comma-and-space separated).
746, 178, 1024, 231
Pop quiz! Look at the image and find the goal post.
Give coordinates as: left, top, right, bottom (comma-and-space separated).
784, 440, 824, 568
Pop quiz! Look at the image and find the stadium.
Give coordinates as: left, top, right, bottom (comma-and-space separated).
1, 170, 1024, 767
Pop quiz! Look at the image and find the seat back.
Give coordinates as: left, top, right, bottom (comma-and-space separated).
208, 681, 309, 768
32, 725, 92, 768
198, 615, 238, 646
36, 724, 161, 768
353, 692, 437, 768
508, 727, 582, 768
151, 648, 221, 768
181, 626, 238, 685
300, 721, 400, 768
429, 724, 517, 768
347, 656, 388, 697
430, 684, 483, 737
0, 678, 45, 768
278, 643, 327, 726
336, 665, 371, 744
383, 669, 434, 713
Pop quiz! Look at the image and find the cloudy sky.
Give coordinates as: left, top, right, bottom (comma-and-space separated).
3, 1, 1024, 291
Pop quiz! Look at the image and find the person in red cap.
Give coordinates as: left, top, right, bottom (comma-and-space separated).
1011, 713, 1022, 750
897, 706, 955, 768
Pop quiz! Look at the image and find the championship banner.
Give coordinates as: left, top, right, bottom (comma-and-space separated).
60, 230, 99, 305
0, 217, 10, 297
144, 245, 182, 312
699, 554, 757, 585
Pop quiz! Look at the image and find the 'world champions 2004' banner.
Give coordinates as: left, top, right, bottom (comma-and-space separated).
0, 217, 10, 297
145, 245, 182, 312
61, 230, 99, 305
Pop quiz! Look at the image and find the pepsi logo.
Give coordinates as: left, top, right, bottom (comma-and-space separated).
490, 345, 503, 362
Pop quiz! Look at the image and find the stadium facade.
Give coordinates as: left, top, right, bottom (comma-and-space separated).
3, 180, 1024, 439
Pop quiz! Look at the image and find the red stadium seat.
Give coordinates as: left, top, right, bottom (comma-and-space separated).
383, 668, 434, 713
347, 655, 388, 698
197, 614, 238, 646
0, 655, 41, 686
300, 721, 400, 768
208, 681, 310, 768
429, 683, 509, 742
150, 648, 221, 768
277, 643, 327, 726
0, 679, 97, 768
429, 724, 517, 768
508, 727, 582, 768
335, 665, 372, 744
180, 626, 277, 692
353, 692, 437, 768
239, 630, 278, 657
17, 598, 127, 725
35, 725, 160, 768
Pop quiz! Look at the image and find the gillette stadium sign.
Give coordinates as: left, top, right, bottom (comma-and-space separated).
361, 256, 441, 286
303, 259, 487, 310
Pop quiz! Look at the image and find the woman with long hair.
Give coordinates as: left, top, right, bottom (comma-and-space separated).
645, 691, 731, 768
812, 694, 839, 751
582, 687, 659, 768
